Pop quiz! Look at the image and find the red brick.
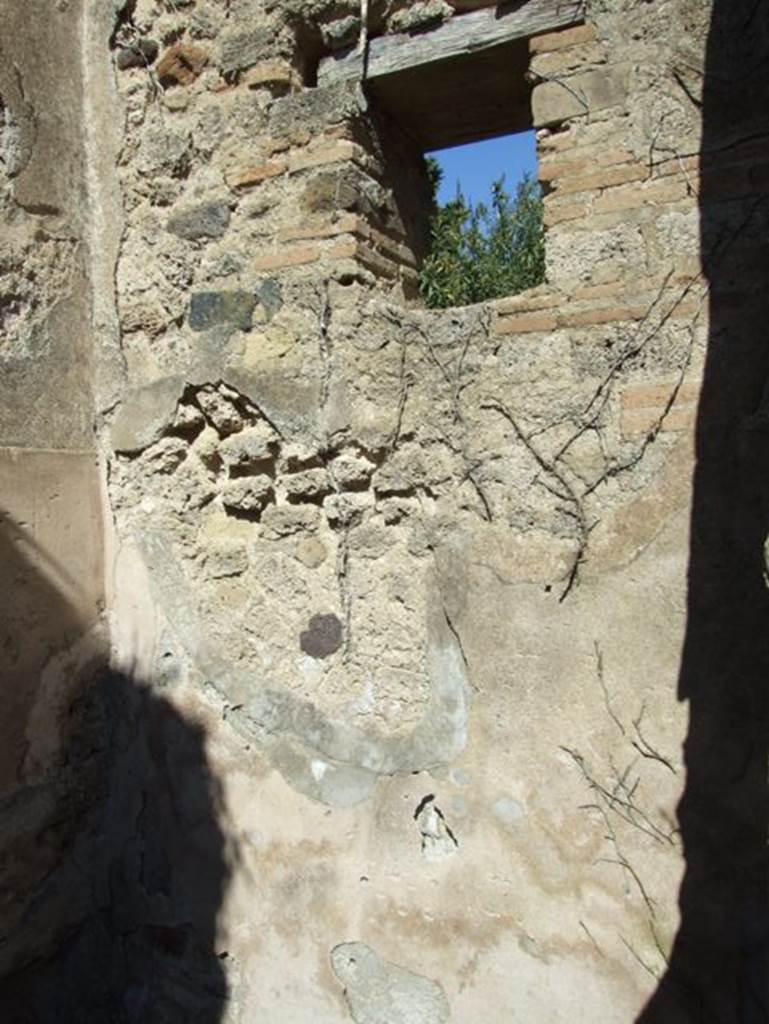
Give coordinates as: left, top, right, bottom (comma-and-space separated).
543, 199, 593, 226
558, 304, 646, 328
493, 288, 561, 314
226, 158, 287, 188
324, 240, 360, 261
540, 147, 637, 184
278, 214, 360, 242
252, 244, 321, 271
621, 381, 701, 410
620, 379, 701, 438
555, 162, 649, 197
621, 404, 696, 438
156, 43, 208, 87
592, 176, 690, 214
493, 312, 559, 335
288, 141, 360, 173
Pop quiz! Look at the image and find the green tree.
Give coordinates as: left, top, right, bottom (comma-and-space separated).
419, 158, 545, 309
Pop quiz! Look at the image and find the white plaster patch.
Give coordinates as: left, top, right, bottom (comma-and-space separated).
295, 653, 326, 686
492, 795, 526, 829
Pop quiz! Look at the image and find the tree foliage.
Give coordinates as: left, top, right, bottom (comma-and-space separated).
419, 157, 546, 309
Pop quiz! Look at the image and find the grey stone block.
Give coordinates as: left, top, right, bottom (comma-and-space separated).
111, 375, 185, 454
331, 942, 451, 1024
220, 27, 275, 75
257, 278, 283, 321
189, 291, 257, 331
115, 38, 159, 70
167, 201, 231, 241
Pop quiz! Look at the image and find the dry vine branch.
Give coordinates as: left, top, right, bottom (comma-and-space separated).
481, 271, 707, 594
381, 308, 493, 520
562, 746, 677, 846
595, 641, 626, 738
577, 268, 680, 428
583, 292, 705, 498
388, 341, 412, 453
599, 854, 657, 920
621, 935, 661, 981
481, 397, 591, 599
631, 703, 677, 775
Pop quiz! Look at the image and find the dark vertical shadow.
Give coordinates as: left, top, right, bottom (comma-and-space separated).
0, 514, 234, 1022
637, 2, 769, 1021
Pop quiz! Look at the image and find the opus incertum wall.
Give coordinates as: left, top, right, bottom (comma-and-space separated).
1, 1, 768, 1021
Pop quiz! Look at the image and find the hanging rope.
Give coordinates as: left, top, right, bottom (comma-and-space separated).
357, 0, 370, 77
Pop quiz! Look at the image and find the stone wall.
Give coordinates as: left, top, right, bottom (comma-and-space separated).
2, 0, 769, 1021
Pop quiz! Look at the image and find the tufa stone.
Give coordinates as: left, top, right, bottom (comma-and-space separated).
142, 437, 188, 475
294, 536, 328, 568
300, 613, 343, 659
167, 201, 231, 241
389, 0, 452, 32
222, 476, 273, 513
301, 168, 362, 214
531, 67, 628, 127
221, 424, 277, 471
283, 468, 332, 502
260, 504, 320, 537
196, 386, 250, 436
331, 452, 375, 489
240, 61, 301, 95
321, 16, 359, 51
220, 27, 275, 76
205, 542, 249, 578
324, 491, 371, 526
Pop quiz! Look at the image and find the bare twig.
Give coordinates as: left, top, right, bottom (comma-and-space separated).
583, 288, 704, 498
580, 920, 604, 957
389, 341, 411, 452
525, 68, 589, 112
318, 280, 333, 415
562, 746, 677, 845
599, 855, 657, 920
620, 936, 661, 980
595, 641, 626, 737
631, 703, 677, 774
482, 398, 590, 599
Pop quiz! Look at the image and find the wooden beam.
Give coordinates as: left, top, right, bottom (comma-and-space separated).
369, 37, 533, 150
318, 0, 584, 87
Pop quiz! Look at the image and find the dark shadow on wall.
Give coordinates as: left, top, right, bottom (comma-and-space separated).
0, 513, 234, 1023
637, 2, 769, 1022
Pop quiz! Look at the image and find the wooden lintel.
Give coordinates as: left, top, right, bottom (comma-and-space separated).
318, 0, 585, 87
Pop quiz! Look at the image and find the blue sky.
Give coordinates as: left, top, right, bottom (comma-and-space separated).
427, 129, 538, 207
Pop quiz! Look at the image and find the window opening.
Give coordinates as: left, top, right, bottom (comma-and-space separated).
314, 1, 584, 306
419, 130, 545, 309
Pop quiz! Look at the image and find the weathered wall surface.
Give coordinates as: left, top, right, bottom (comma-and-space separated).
0, 0, 107, 990
2, 0, 769, 1021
